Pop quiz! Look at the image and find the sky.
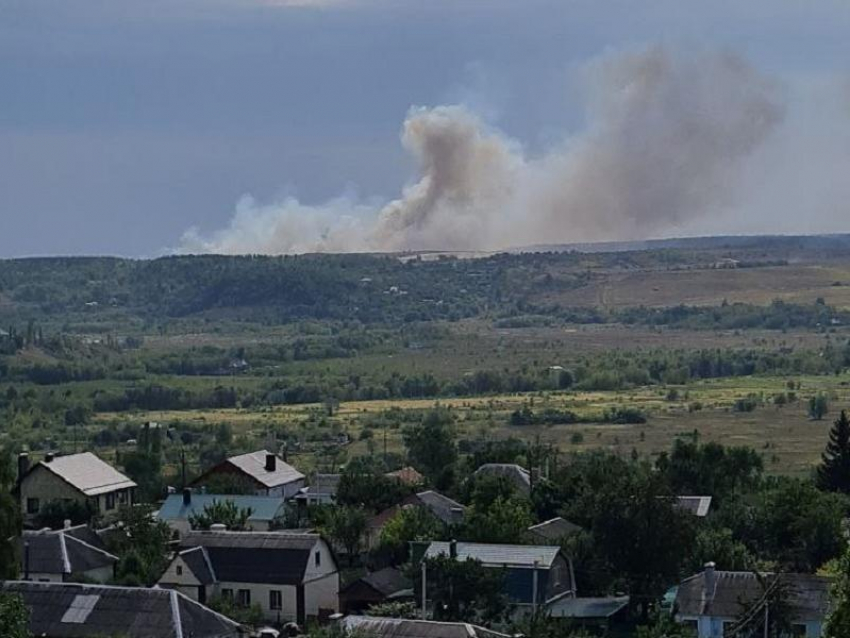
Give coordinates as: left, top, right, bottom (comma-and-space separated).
2, 0, 850, 257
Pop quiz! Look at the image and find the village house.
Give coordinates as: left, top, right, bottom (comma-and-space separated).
423, 541, 576, 611
674, 495, 713, 517
294, 473, 342, 506
157, 489, 286, 536
18, 452, 136, 524
366, 490, 466, 550
2, 580, 245, 637
674, 563, 832, 638
158, 530, 339, 624
191, 450, 306, 499
17, 525, 118, 583
384, 466, 424, 487
473, 463, 532, 496
339, 566, 413, 613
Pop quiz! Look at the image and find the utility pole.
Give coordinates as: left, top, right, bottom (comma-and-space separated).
180, 449, 187, 489
764, 599, 769, 638
421, 560, 427, 620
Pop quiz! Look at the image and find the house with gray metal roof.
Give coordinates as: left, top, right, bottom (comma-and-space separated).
674, 495, 713, 517
157, 489, 286, 535
1, 580, 245, 637
339, 567, 413, 613
158, 530, 339, 625
341, 615, 510, 638
424, 541, 575, 609
473, 463, 532, 496
18, 452, 136, 524
18, 526, 118, 583
191, 450, 306, 499
674, 563, 832, 637
527, 517, 583, 543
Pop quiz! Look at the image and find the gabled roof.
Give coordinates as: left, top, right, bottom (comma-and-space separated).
343, 567, 413, 598
1, 581, 244, 638
425, 541, 561, 569
527, 517, 583, 542
675, 569, 832, 621
175, 531, 330, 586
414, 491, 465, 526
674, 496, 713, 517
342, 615, 510, 638
19, 528, 118, 576
31, 452, 136, 496
180, 546, 217, 585
473, 463, 531, 495
225, 450, 305, 488
157, 493, 285, 523
385, 467, 424, 486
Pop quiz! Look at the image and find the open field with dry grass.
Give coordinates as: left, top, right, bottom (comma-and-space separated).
92, 372, 850, 477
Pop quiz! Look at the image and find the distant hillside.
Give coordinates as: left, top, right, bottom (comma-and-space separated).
1, 234, 849, 331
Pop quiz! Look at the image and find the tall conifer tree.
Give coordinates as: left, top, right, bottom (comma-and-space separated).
818, 410, 850, 493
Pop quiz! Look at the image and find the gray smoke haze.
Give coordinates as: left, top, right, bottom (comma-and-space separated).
179, 46, 787, 254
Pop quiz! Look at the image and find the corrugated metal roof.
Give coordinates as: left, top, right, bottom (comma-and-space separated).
342, 615, 510, 638
20, 529, 118, 576
415, 491, 465, 526
527, 517, 583, 541
674, 496, 712, 517
1, 581, 243, 638
425, 542, 560, 568
547, 596, 630, 619
675, 570, 832, 621
473, 464, 531, 494
227, 450, 304, 488
37, 452, 136, 496
157, 493, 285, 523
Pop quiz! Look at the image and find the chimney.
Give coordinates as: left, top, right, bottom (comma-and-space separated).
44, 452, 54, 463
265, 453, 276, 472
704, 562, 717, 603
63, 519, 72, 530
210, 523, 227, 532
449, 539, 458, 559
182, 488, 192, 506
17, 453, 29, 482
281, 444, 288, 463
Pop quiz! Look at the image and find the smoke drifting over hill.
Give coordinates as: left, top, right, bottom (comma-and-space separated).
179, 46, 786, 254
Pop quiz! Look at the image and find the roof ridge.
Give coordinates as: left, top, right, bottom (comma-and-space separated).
58, 531, 71, 574
170, 589, 184, 638
64, 533, 119, 562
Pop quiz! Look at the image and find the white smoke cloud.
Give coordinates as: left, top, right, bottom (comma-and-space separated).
178, 46, 789, 255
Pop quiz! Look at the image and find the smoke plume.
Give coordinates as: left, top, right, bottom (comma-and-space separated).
179, 46, 785, 254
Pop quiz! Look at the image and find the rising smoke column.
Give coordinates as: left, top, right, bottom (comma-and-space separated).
178, 46, 784, 255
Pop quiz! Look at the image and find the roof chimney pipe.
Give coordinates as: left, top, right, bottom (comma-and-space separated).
44, 452, 54, 463
17, 453, 29, 483
182, 488, 192, 506
266, 453, 276, 472
449, 539, 458, 559
704, 562, 717, 603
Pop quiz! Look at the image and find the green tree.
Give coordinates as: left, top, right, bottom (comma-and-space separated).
110, 504, 171, 586
378, 506, 443, 564
810, 393, 830, 420
818, 410, 850, 493
825, 544, 850, 637
460, 497, 533, 544
422, 554, 508, 624
337, 461, 412, 513
402, 408, 457, 490
591, 464, 696, 619
188, 499, 254, 531
0, 593, 29, 638
0, 449, 22, 579
194, 472, 257, 495
323, 506, 367, 566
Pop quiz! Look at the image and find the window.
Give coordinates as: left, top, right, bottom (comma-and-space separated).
270, 590, 282, 610
26, 498, 39, 514
118, 490, 127, 504
176, 565, 183, 576
237, 589, 251, 607
315, 550, 321, 568
105, 493, 115, 510
222, 589, 233, 601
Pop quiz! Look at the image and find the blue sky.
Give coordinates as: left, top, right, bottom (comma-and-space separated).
3, 0, 850, 257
